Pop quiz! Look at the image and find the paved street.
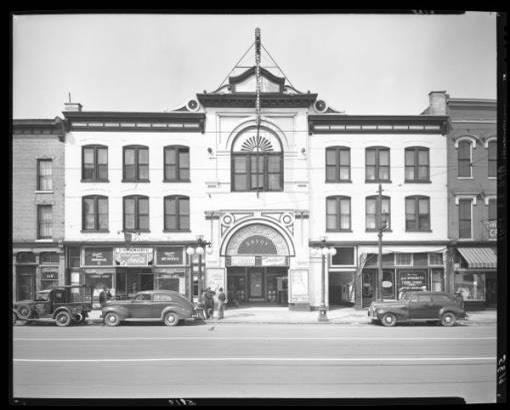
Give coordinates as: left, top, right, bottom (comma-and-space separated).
12, 322, 496, 403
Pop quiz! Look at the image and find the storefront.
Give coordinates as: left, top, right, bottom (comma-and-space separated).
359, 251, 445, 308
14, 250, 64, 301
453, 247, 497, 308
69, 245, 189, 304
329, 246, 356, 306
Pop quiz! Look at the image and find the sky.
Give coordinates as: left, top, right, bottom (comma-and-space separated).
12, 12, 498, 118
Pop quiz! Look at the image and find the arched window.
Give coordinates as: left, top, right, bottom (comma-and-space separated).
366, 195, 391, 231
405, 195, 430, 231
326, 147, 351, 182
123, 195, 149, 231
487, 140, 497, 178
457, 139, 473, 178
123, 145, 149, 182
365, 146, 390, 182
164, 145, 190, 181
231, 127, 283, 192
326, 196, 351, 231
405, 147, 429, 182
164, 195, 190, 231
82, 145, 108, 181
82, 195, 109, 231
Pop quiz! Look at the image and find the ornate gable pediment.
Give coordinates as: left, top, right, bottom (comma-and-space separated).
229, 67, 285, 93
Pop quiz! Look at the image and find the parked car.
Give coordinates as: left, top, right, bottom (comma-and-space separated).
101, 290, 195, 327
13, 285, 93, 327
368, 291, 467, 327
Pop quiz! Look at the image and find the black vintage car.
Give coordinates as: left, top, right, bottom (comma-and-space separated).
101, 290, 195, 327
368, 291, 467, 327
13, 285, 93, 327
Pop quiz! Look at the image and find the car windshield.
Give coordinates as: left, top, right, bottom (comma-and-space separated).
35, 291, 51, 301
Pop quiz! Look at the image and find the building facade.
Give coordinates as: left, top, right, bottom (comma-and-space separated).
57, 67, 455, 310
425, 93, 497, 309
12, 118, 67, 301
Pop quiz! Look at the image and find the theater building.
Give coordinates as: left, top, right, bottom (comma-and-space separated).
12, 118, 67, 301
424, 93, 497, 309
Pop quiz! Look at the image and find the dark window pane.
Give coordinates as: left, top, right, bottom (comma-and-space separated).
124, 164, 136, 180
139, 215, 149, 230
124, 149, 135, 164
97, 164, 108, 180
326, 149, 336, 165
139, 165, 149, 180
405, 150, 414, 166
326, 166, 337, 181
405, 166, 415, 181
97, 148, 108, 164
234, 175, 248, 190
379, 150, 389, 166
180, 216, 190, 230
339, 166, 350, 180
326, 215, 337, 230
488, 199, 497, 220
332, 247, 354, 265
268, 174, 281, 190
366, 166, 376, 180
339, 149, 350, 166
180, 198, 189, 215
165, 198, 176, 214
166, 216, 177, 230
138, 149, 149, 164
165, 165, 177, 180
366, 149, 376, 165
165, 148, 176, 165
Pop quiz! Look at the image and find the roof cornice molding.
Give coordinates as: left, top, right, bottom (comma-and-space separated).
12, 117, 66, 140
197, 93, 318, 108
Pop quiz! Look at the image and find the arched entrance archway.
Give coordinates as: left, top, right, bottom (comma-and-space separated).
223, 223, 290, 305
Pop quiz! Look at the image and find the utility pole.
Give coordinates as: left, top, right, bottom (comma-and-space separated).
254, 27, 261, 198
377, 183, 384, 301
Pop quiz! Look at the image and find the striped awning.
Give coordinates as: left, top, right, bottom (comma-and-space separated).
457, 247, 497, 269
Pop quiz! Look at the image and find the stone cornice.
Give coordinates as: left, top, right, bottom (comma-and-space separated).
12, 117, 67, 141
308, 115, 449, 135
197, 93, 318, 108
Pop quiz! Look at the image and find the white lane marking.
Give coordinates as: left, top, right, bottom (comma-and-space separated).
14, 356, 496, 363
13, 336, 497, 342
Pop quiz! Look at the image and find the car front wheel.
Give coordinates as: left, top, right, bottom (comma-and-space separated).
441, 312, 456, 327
381, 313, 397, 327
104, 312, 121, 327
164, 312, 179, 327
16, 304, 33, 320
55, 311, 72, 327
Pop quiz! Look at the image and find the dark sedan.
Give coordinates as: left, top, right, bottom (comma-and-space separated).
101, 290, 195, 326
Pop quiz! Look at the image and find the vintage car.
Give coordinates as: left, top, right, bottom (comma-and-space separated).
101, 290, 195, 326
368, 291, 467, 327
13, 285, 93, 327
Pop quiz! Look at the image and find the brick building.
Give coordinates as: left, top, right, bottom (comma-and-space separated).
12, 118, 66, 301
423, 92, 497, 308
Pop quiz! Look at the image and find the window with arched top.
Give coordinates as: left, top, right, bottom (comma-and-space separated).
326, 147, 351, 182
457, 139, 473, 178
231, 127, 283, 192
365, 146, 390, 182
487, 140, 497, 178
326, 196, 351, 231
123, 145, 149, 182
405, 195, 431, 231
405, 147, 429, 182
164, 145, 190, 182
366, 195, 391, 231
164, 195, 190, 231
82, 145, 108, 181
82, 195, 109, 232
123, 195, 149, 231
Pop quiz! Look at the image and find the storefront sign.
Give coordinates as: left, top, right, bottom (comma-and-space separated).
260, 256, 288, 266
485, 221, 497, 239
229, 256, 256, 266
41, 271, 58, 280
238, 236, 277, 254
398, 271, 427, 292
84, 248, 113, 266
156, 247, 183, 265
289, 269, 309, 303
114, 247, 154, 266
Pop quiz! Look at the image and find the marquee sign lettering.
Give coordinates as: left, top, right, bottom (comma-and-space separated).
156, 247, 183, 265
238, 235, 277, 254
114, 248, 154, 266
84, 248, 113, 266
484, 220, 497, 239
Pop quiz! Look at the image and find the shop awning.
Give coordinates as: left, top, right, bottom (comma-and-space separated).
457, 247, 497, 269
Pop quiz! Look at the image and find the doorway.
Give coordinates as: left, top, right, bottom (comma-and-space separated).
226, 267, 287, 305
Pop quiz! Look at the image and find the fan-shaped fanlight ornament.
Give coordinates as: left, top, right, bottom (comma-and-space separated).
241, 135, 274, 152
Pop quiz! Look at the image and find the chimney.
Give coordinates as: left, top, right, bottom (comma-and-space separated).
64, 92, 82, 112
427, 91, 448, 115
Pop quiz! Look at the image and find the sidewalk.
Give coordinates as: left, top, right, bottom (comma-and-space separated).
87, 307, 497, 325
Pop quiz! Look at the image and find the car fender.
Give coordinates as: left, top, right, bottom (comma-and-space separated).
376, 307, 409, 321
160, 305, 187, 321
102, 305, 130, 320
438, 307, 463, 318
52, 306, 73, 319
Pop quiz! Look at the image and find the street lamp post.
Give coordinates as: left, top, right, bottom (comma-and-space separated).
186, 235, 212, 301
312, 237, 337, 322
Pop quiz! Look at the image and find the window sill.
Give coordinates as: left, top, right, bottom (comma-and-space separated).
457, 177, 474, 180
163, 179, 191, 183
163, 229, 191, 233
81, 179, 110, 183
365, 180, 392, 184
325, 180, 352, 184
406, 229, 432, 232
122, 180, 150, 183
123, 229, 150, 233
366, 229, 392, 233
81, 230, 110, 233
404, 180, 431, 184
326, 229, 353, 233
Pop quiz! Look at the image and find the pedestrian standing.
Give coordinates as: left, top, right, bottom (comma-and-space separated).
205, 288, 215, 319
217, 287, 226, 320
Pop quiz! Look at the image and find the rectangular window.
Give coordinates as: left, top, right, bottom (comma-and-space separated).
326, 197, 351, 231
332, 247, 355, 265
164, 146, 190, 181
429, 253, 443, 266
488, 198, 497, 221
82, 146, 108, 181
488, 141, 497, 177
232, 154, 282, 192
455, 272, 485, 301
37, 205, 52, 239
395, 253, 412, 266
405, 148, 429, 182
123, 147, 149, 181
366, 148, 390, 182
37, 159, 53, 191
366, 197, 390, 230
123, 196, 150, 231
458, 198, 472, 239
431, 269, 444, 292
83, 196, 108, 231
326, 147, 350, 182
405, 197, 430, 231
458, 141, 472, 177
